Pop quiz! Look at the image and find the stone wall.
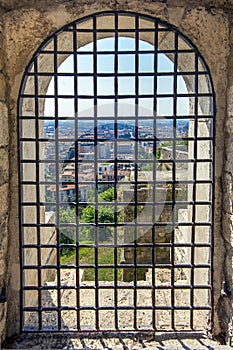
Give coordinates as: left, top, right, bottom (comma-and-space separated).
0, 0, 232, 345
121, 183, 188, 282
121, 186, 172, 281
0, 10, 9, 343
160, 146, 188, 171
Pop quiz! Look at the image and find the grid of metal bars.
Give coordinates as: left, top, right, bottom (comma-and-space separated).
19, 11, 215, 333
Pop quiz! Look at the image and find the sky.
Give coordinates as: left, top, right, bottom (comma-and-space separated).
45, 37, 189, 118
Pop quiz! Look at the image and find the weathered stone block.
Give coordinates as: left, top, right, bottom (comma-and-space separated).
0, 148, 8, 186
0, 215, 8, 277
0, 303, 7, 344
0, 102, 8, 147
225, 117, 233, 134
0, 73, 5, 101
0, 183, 8, 218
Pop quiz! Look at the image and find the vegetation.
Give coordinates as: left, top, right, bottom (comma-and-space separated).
59, 186, 122, 280
140, 138, 188, 172
60, 246, 122, 281
141, 163, 153, 171
140, 144, 162, 171
158, 136, 188, 148
80, 204, 117, 242
99, 186, 115, 202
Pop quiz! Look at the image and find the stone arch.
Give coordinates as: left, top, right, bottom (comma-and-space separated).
9, 7, 217, 336
21, 12, 213, 117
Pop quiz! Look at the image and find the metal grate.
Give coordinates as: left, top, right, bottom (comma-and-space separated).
18, 11, 215, 333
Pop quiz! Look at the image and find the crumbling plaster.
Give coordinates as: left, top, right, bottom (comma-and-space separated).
0, 0, 232, 344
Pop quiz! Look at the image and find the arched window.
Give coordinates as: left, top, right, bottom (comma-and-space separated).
19, 12, 215, 332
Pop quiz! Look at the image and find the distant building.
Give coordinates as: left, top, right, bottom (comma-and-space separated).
98, 142, 112, 159
118, 142, 133, 155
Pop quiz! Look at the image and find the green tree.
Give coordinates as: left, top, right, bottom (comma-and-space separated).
88, 189, 95, 202
156, 145, 162, 159
58, 185, 124, 252
81, 205, 116, 242
59, 206, 88, 251
59, 206, 76, 255
81, 205, 95, 224
99, 186, 115, 202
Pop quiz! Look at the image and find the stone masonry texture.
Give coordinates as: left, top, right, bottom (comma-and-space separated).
0, 0, 233, 347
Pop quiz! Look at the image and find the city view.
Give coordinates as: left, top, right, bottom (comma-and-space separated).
44, 118, 189, 201
42, 117, 189, 279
